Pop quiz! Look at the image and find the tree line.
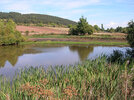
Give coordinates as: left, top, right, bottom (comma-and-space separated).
69, 16, 128, 35
106, 27, 127, 33
0, 12, 77, 26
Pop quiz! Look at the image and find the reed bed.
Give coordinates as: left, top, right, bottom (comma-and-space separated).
0, 58, 134, 100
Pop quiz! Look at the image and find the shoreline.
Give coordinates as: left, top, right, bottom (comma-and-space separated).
24, 33, 128, 46
21, 40, 129, 46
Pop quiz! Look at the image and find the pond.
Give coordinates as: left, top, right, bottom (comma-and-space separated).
0, 44, 129, 78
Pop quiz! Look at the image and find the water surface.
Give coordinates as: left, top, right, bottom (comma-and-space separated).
0, 44, 129, 78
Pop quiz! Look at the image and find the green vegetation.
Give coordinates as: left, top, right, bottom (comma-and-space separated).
0, 58, 133, 100
106, 27, 127, 33
108, 49, 134, 63
93, 25, 101, 32
26, 33, 127, 46
21, 41, 128, 46
0, 12, 76, 26
115, 26, 127, 33
36, 22, 44, 27
0, 13, 133, 100
127, 20, 134, 47
25, 31, 29, 36
106, 28, 115, 33
69, 16, 94, 35
0, 19, 25, 45
28, 34, 126, 39
101, 24, 105, 31
107, 20, 134, 63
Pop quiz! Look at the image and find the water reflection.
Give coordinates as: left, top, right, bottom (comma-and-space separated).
0, 45, 94, 67
69, 45, 94, 61
0, 44, 129, 73
0, 45, 42, 67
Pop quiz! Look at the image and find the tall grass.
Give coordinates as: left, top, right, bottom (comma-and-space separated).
0, 58, 134, 100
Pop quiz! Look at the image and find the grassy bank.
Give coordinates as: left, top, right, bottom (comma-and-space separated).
0, 58, 133, 100
21, 41, 129, 46
28, 34, 126, 39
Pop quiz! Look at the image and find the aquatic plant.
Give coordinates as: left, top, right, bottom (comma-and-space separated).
0, 58, 134, 100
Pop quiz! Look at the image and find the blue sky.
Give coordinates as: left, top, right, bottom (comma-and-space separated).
0, 0, 134, 28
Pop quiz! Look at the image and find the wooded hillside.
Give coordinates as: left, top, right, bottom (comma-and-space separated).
0, 12, 77, 25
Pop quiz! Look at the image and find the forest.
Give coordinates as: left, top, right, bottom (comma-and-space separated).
0, 12, 77, 26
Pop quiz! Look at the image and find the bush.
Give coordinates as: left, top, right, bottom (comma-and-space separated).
0, 19, 25, 45
107, 50, 125, 63
93, 25, 101, 33
25, 31, 29, 36
69, 16, 94, 35
36, 23, 44, 27
69, 25, 77, 35
107, 49, 134, 64
127, 20, 134, 47
108, 20, 134, 64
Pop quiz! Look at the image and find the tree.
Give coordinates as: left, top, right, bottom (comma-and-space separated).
108, 20, 134, 63
106, 27, 115, 33
94, 25, 101, 32
127, 20, 134, 47
115, 26, 127, 33
101, 24, 104, 31
115, 26, 122, 32
122, 28, 127, 33
69, 16, 94, 35
109, 28, 115, 33
69, 25, 78, 35
0, 19, 25, 45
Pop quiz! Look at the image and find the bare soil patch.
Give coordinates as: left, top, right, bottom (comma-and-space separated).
94, 32, 126, 36
16, 25, 69, 35
17, 25, 126, 37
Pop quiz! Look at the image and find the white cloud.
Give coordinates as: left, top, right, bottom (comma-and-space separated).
48, 9, 87, 16
4, 0, 35, 13
0, 0, 13, 4
106, 21, 127, 28
42, 0, 100, 9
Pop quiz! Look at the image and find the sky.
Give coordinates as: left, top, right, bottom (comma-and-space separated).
0, 0, 134, 28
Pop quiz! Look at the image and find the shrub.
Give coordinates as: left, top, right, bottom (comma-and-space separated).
0, 19, 25, 45
69, 25, 77, 35
36, 23, 44, 27
127, 20, 134, 48
107, 50, 125, 63
94, 25, 101, 33
25, 31, 29, 36
69, 16, 94, 35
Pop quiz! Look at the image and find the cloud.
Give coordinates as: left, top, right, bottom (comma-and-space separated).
48, 9, 88, 19
0, 0, 13, 4
42, 0, 101, 9
0, 0, 133, 28
106, 21, 127, 28
3, 0, 35, 13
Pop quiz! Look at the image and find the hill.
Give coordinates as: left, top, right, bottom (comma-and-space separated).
0, 12, 77, 25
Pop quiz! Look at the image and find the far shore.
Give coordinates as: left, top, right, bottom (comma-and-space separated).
15, 25, 129, 46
